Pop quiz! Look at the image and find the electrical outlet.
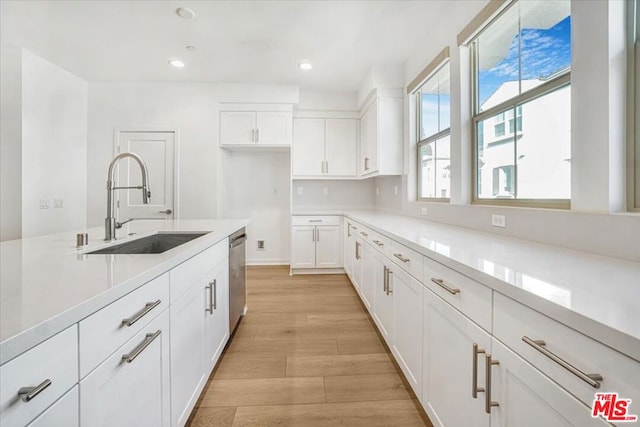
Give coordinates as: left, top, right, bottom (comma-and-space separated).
421, 207, 428, 216
322, 187, 329, 196
39, 199, 50, 209
394, 185, 398, 196
491, 214, 506, 228
54, 199, 64, 208
376, 187, 380, 195
297, 186, 303, 195
257, 239, 265, 250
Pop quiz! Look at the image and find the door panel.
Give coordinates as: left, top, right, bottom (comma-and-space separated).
325, 119, 357, 176
316, 226, 341, 268
204, 262, 229, 373
117, 131, 175, 220
220, 112, 255, 145
293, 118, 325, 176
291, 226, 316, 268
256, 112, 292, 145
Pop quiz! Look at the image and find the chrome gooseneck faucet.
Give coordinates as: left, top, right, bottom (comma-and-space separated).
105, 152, 151, 241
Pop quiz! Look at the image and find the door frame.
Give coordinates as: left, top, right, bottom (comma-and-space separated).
113, 127, 181, 219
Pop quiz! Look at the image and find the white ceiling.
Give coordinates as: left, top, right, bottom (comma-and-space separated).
1, 0, 485, 91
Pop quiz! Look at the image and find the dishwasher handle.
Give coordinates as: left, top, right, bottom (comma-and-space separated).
230, 234, 247, 249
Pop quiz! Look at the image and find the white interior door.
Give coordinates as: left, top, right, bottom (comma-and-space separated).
117, 131, 175, 221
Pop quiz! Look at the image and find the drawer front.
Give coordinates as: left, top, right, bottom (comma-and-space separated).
423, 256, 492, 331
355, 224, 372, 243
28, 386, 78, 427
389, 240, 424, 282
170, 239, 229, 302
368, 230, 392, 259
79, 273, 170, 378
291, 215, 341, 226
493, 293, 640, 409
1, 325, 78, 427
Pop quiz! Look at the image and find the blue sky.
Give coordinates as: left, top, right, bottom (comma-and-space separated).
478, 15, 571, 107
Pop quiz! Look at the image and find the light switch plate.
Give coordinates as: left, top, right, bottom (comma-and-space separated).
323, 187, 329, 196
297, 187, 303, 195
394, 185, 398, 196
54, 199, 64, 208
491, 214, 506, 228
39, 199, 50, 209
421, 207, 428, 216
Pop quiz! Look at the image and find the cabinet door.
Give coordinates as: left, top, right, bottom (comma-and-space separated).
343, 223, 353, 277
28, 386, 78, 427
170, 282, 207, 427
489, 338, 610, 427
256, 111, 292, 146
204, 261, 230, 374
291, 226, 316, 268
359, 242, 375, 310
423, 289, 491, 427
361, 102, 378, 175
316, 225, 341, 268
80, 310, 170, 427
325, 119, 357, 176
292, 118, 325, 176
391, 267, 423, 399
352, 240, 362, 292
372, 258, 393, 343
220, 112, 255, 145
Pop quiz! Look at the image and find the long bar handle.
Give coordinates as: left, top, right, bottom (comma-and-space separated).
372, 240, 384, 247
386, 269, 393, 295
472, 343, 486, 398
485, 353, 500, 413
308, 219, 323, 223
430, 278, 461, 295
355, 242, 361, 260
18, 379, 52, 402
316, 228, 320, 242
122, 330, 161, 363
256, 129, 259, 142
213, 279, 217, 310
360, 231, 368, 237
251, 129, 255, 142
347, 224, 352, 237
522, 336, 603, 388
122, 300, 161, 327
206, 282, 214, 314
383, 266, 388, 293
393, 253, 410, 263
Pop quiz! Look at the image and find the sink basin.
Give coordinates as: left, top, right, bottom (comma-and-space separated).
87, 233, 208, 255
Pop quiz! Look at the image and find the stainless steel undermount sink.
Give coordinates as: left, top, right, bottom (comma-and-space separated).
87, 232, 208, 255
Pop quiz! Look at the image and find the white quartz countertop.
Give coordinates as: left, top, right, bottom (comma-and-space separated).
0, 219, 248, 365
340, 211, 640, 362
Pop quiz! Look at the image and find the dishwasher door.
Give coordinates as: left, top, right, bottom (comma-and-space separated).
229, 228, 246, 333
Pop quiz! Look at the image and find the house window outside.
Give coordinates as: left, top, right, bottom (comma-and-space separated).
633, 0, 640, 209
471, 0, 571, 207
417, 62, 451, 200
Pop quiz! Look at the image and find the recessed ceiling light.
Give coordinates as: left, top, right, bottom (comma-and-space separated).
185, 45, 196, 52
298, 61, 312, 71
176, 7, 196, 19
169, 59, 185, 68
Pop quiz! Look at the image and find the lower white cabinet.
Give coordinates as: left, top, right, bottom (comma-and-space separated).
204, 260, 230, 370
28, 386, 78, 427
489, 338, 609, 427
359, 241, 375, 309
372, 255, 393, 342
291, 224, 341, 269
80, 310, 170, 427
422, 288, 491, 427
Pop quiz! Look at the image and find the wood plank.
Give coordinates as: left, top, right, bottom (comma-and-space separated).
187, 407, 236, 427
232, 400, 427, 427
213, 355, 286, 379
225, 338, 339, 356
286, 353, 396, 377
254, 323, 379, 341
324, 373, 411, 403
337, 335, 389, 355
306, 312, 371, 326
199, 377, 326, 407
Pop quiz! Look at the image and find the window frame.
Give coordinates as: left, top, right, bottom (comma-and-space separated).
416, 61, 451, 202
469, 0, 572, 209
629, 0, 640, 210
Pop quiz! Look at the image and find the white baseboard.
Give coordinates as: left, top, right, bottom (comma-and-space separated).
291, 268, 346, 275
246, 259, 289, 266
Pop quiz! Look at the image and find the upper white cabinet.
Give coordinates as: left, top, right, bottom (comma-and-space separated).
292, 117, 358, 177
220, 104, 292, 148
359, 89, 403, 177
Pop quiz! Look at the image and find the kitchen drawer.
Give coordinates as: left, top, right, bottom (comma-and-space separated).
423, 256, 493, 332
355, 224, 372, 243
292, 215, 341, 226
28, 386, 78, 427
79, 273, 169, 378
368, 230, 392, 258
170, 239, 229, 302
493, 293, 640, 409
389, 240, 424, 282
0, 325, 78, 427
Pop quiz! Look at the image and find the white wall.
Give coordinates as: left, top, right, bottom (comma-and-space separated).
374, 0, 640, 262
19, 50, 87, 238
0, 47, 22, 241
219, 151, 290, 265
292, 179, 375, 212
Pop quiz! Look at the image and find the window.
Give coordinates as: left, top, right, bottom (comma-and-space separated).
633, 0, 640, 209
471, 0, 571, 207
417, 62, 451, 200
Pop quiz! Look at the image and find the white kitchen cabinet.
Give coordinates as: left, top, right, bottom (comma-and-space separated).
292, 117, 357, 177
359, 241, 375, 309
28, 386, 78, 427
372, 256, 393, 343
352, 240, 362, 292
291, 226, 317, 268
390, 266, 423, 399
204, 260, 230, 371
359, 90, 403, 177
220, 109, 292, 147
489, 338, 610, 427
80, 310, 170, 427
343, 221, 354, 277
422, 288, 491, 427
316, 226, 341, 268
291, 217, 342, 270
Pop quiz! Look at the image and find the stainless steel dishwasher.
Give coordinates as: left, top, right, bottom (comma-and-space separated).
228, 228, 247, 333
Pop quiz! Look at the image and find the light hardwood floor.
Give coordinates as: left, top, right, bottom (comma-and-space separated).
187, 265, 432, 427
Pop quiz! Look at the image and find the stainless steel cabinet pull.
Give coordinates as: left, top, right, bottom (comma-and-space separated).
308, 219, 323, 223
485, 353, 500, 413
256, 129, 259, 142
251, 129, 255, 142
430, 278, 461, 295
355, 242, 361, 260
352, 226, 358, 230
387, 268, 393, 295
325, 161, 329, 174
360, 231, 368, 237
316, 228, 320, 242
472, 344, 486, 398
159, 209, 172, 214
122, 300, 161, 327
347, 225, 352, 237
206, 281, 214, 314
522, 336, 603, 388
18, 379, 52, 402
393, 253, 410, 263
364, 157, 369, 171
373, 240, 384, 247
383, 266, 388, 292
122, 330, 161, 363
213, 279, 217, 310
